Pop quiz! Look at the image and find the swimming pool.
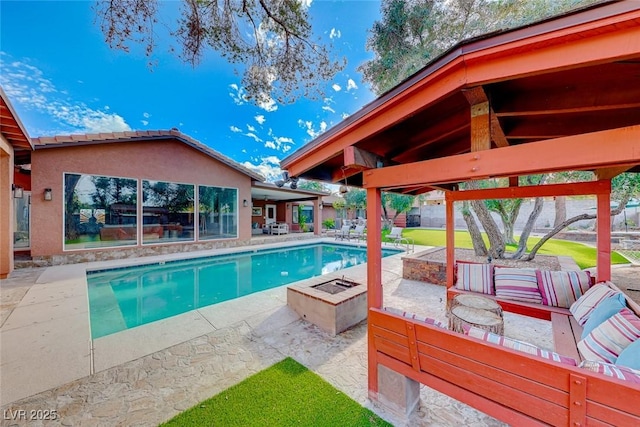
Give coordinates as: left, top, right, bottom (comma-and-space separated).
87, 243, 400, 338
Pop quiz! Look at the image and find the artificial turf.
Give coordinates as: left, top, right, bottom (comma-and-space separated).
397, 229, 628, 269
160, 357, 392, 427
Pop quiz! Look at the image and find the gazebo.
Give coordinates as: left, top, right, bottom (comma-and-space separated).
281, 2, 640, 424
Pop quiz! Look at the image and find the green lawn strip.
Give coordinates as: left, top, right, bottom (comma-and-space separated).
160, 357, 391, 427
400, 229, 627, 269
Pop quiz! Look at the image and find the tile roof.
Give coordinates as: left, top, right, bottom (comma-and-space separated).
32, 129, 264, 181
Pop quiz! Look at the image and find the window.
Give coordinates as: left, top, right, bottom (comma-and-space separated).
142, 180, 195, 243
64, 173, 138, 250
198, 186, 238, 239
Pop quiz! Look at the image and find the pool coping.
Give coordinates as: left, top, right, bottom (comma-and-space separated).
0, 238, 413, 406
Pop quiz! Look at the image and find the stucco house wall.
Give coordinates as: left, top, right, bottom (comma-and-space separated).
30, 138, 254, 261
0, 135, 15, 278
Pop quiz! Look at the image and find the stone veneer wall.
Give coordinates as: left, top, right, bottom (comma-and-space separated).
403, 248, 580, 286
20, 234, 318, 268
402, 247, 447, 286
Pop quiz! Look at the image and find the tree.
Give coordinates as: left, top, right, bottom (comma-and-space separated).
95, 0, 345, 104
382, 192, 414, 228
361, 0, 601, 94
296, 180, 328, 192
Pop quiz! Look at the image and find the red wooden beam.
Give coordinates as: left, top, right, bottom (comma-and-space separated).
363, 126, 640, 188
366, 187, 382, 395
597, 190, 611, 282
447, 180, 611, 202
505, 109, 640, 140
445, 192, 455, 289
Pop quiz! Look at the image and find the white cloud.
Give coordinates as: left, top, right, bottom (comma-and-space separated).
229, 83, 247, 105
143, 112, 150, 118
322, 105, 336, 113
262, 129, 295, 152
243, 156, 283, 182
141, 120, 149, 126
298, 0, 313, 9
245, 132, 262, 143
255, 115, 266, 125
230, 126, 242, 133
247, 124, 256, 132
0, 56, 131, 134
332, 83, 342, 92
341, 112, 350, 119
329, 28, 341, 40
257, 96, 278, 112
297, 119, 327, 139
346, 79, 358, 91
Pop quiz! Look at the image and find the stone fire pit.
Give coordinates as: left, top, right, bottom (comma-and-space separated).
287, 276, 367, 336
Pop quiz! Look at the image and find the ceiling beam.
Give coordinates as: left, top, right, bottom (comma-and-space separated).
505, 109, 640, 139
463, 86, 509, 149
363, 125, 640, 189
447, 180, 610, 202
344, 146, 383, 169
595, 165, 635, 180
493, 71, 640, 117
391, 122, 469, 163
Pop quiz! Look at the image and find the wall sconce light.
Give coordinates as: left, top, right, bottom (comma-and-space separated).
286, 203, 291, 210
12, 184, 24, 199
243, 199, 248, 207
319, 203, 323, 210
44, 188, 53, 201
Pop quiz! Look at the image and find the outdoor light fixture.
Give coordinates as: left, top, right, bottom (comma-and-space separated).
12, 184, 23, 199
275, 171, 298, 189
44, 188, 52, 201
243, 199, 248, 207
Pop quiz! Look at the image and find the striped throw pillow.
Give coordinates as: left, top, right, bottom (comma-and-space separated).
494, 267, 542, 304
536, 270, 592, 308
466, 327, 577, 366
577, 308, 640, 363
455, 263, 494, 295
383, 307, 447, 329
579, 360, 640, 384
570, 283, 620, 326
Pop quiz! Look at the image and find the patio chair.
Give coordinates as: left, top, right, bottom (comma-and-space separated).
336, 225, 351, 241
352, 224, 366, 241
387, 227, 414, 251
271, 223, 289, 235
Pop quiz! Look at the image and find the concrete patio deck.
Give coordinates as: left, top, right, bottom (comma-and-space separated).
3, 238, 632, 426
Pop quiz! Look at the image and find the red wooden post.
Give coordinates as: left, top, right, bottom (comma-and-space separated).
366, 187, 382, 396
445, 192, 455, 289
596, 182, 612, 282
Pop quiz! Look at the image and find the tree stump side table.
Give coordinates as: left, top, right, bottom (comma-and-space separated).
448, 294, 504, 335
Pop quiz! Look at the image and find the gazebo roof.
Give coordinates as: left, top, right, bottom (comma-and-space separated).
281, 1, 640, 192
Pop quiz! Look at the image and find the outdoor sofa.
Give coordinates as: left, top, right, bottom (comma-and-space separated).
371, 262, 640, 425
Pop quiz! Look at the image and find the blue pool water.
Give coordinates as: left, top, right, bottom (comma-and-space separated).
87, 243, 400, 338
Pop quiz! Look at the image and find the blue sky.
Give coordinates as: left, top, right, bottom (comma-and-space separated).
0, 0, 381, 180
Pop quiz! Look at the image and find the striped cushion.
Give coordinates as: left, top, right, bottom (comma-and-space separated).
455, 263, 494, 295
570, 283, 620, 326
536, 270, 592, 308
383, 307, 447, 329
579, 360, 640, 384
494, 267, 542, 304
577, 308, 640, 363
466, 327, 577, 366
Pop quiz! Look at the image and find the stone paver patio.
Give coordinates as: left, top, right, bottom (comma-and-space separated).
1, 238, 636, 426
